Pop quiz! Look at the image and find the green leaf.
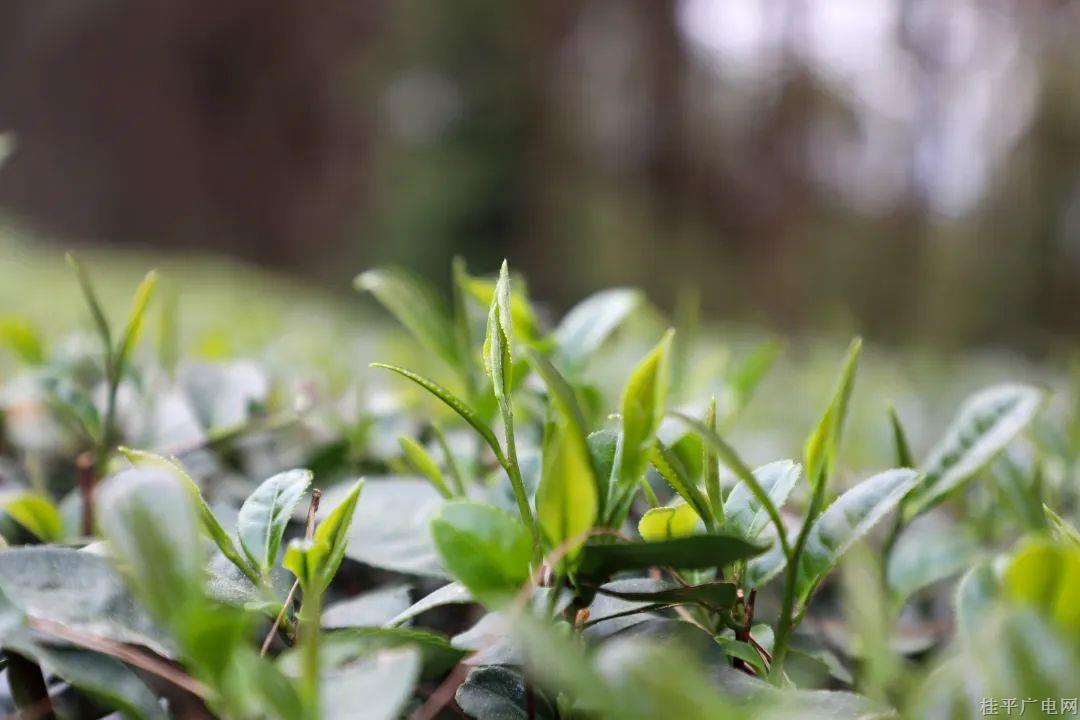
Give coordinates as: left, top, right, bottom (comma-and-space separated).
804, 337, 862, 490
322, 647, 421, 720
322, 585, 412, 629
638, 502, 700, 541
703, 399, 722, 521
536, 415, 598, 556
483, 264, 515, 405
887, 406, 915, 468
613, 330, 674, 517
955, 560, 1000, 642
714, 637, 767, 676
553, 288, 642, 366
355, 268, 460, 370
237, 469, 313, 576
725, 339, 782, 418
522, 347, 592, 459
371, 364, 504, 463
2, 637, 168, 720
3, 494, 64, 543
903, 383, 1044, 519
312, 627, 465, 680
578, 534, 767, 582
113, 269, 158, 380
724, 460, 801, 539
460, 270, 541, 342
648, 440, 714, 530
587, 429, 619, 513
332, 478, 446, 578
884, 516, 980, 603
670, 413, 789, 556
1045, 505, 1080, 550
97, 468, 206, 625
794, 469, 920, 607
596, 579, 737, 610
456, 665, 557, 720
1003, 540, 1080, 633
312, 478, 365, 591
0, 317, 45, 364
66, 253, 113, 355
399, 436, 452, 498
120, 447, 258, 584
387, 582, 473, 627
0, 547, 171, 656
430, 501, 532, 605
284, 537, 330, 590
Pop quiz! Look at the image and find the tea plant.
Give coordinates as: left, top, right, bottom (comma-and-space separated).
0, 257, 1076, 719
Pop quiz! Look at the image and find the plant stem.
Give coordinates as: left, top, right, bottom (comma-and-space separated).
501, 409, 542, 566
770, 480, 825, 682
76, 452, 95, 537
262, 490, 320, 656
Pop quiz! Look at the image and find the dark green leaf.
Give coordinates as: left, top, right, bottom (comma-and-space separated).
578, 534, 767, 581
596, 580, 737, 610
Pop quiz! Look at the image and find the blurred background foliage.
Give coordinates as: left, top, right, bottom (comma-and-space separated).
0, 0, 1078, 355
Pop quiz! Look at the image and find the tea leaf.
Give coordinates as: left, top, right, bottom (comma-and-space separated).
387, 582, 473, 627
460, 270, 540, 342
484, 261, 515, 404
638, 502, 700, 541
283, 537, 330, 590
595, 579, 737, 610
113, 269, 158, 381
903, 383, 1044, 519
120, 448, 257, 584
804, 337, 862, 491
612, 330, 673, 519
237, 469, 313, 576
1044, 505, 1080, 549
456, 665, 557, 720
553, 288, 642, 366
577, 534, 767, 581
4, 494, 64, 543
795, 469, 920, 607
371, 364, 504, 466
356, 268, 460, 370
2, 636, 168, 720
714, 637, 767, 676
670, 413, 789, 556
536, 415, 598, 556
0, 317, 45, 364
726, 339, 782, 418
398, 436, 453, 499
955, 560, 1000, 643
321, 647, 421, 720
0, 547, 171, 656
66, 253, 113, 355
648, 440, 714, 530
430, 501, 532, 605
724, 460, 801, 540
312, 477, 365, 591
887, 406, 915, 468
703, 399, 722, 521
97, 468, 205, 626
1003, 540, 1080, 633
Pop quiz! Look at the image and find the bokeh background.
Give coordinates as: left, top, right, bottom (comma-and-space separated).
1, 0, 1078, 354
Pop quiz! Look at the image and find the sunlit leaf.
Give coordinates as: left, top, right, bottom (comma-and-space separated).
3, 494, 64, 543
723, 460, 800, 540
804, 337, 862, 491
536, 415, 598, 556
638, 502, 700, 541
237, 469, 313, 576
430, 501, 532, 605
311, 478, 365, 591
398, 436, 452, 498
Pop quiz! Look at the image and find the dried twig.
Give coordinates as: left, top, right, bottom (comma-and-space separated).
29, 617, 208, 699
